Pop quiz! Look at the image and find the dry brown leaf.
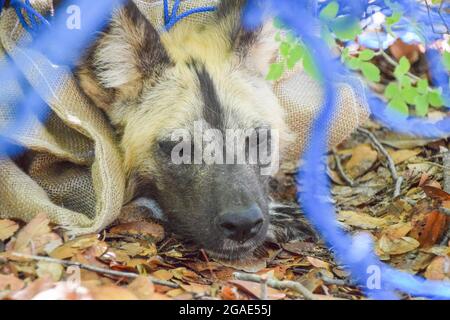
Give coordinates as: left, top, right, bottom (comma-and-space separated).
337, 211, 388, 229
423, 246, 450, 256
422, 186, 450, 201
127, 276, 156, 300
171, 267, 202, 283
228, 280, 286, 300
32, 282, 92, 300
410, 210, 448, 248
213, 267, 236, 282
424, 256, 450, 281
165, 288, 186, 298
10, 276, 55, 300
306, 257, 331, 270
126, 258, 149, 268
388, 149, 421, 165
382, 222, 413, 239
179, 283, 210, 295
426, 181, 442, 189
10, 213, 53, 255
109, 221, 165, 242
390, 39, 421, 64
0, 219, 19, 241
36, 261, 64, 282
185, 261, 222, 273
257, 266, 290, 280
120, 242, 156, 257
344, 144, 378, 179
217, 257, 267, 273
282, 242, 316, 255
418, 173, 430, 187
378, 235, 420, 255
299, 269, 326, 293
103, 248, 131, 264
50, 234, 101, 259
0, 274, 24, 291
152, 269, 174, 281
89, 284, 138, 300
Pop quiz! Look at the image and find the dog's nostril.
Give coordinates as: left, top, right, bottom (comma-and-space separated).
218, 204, 264, 242
220, 222, 237, 232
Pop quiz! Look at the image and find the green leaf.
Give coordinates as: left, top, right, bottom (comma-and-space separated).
443, 51, 450, 72
303, 49, 320, 80
341, 47, 350, 63
346, 57, 361, 70
428, 90, 444, 108
266, 62, 285, 81
394, 57, 411, 78
414, 95, 429, 117
386, 11, 402, 26
400, 75, 412, 88
320, 1, 339, 20
286, 32, 296, 45
401, 86, 418, 105
385, 83, 401, 99
275, 32, 282, 42
389, 97, 409, 115
359, 49, 375, 61
417, 79, 429, 95
330, 16, 362, 41
280, 42, 291, 58
287, 44, 304, 70
385, 11, 402, 35
360, 62, 381, 82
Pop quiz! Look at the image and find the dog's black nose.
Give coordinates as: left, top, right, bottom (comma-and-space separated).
218, 204, 264, 242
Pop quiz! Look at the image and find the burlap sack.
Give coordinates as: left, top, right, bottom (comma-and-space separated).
0, 0, 370, 235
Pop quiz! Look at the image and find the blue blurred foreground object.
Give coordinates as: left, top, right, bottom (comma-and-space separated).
0, 0, 450, 299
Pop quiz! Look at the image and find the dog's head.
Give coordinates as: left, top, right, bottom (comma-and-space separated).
76, 0, 290, 260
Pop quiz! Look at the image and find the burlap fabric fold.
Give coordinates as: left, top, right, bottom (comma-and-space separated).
0, 0, 370, 235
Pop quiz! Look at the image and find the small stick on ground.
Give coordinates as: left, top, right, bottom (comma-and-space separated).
320, 274, 354, 287
332, 148, 357, 187
10, 252, 179, 288
260, 274, 268, 300
357, 128, 403, 197
200, 249, 217, 280
233, 272, 317, 300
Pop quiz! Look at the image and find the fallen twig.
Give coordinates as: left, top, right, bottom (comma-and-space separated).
332, 148, 357, 187
319, 274, 355, 287
260, 274, 268, 300
233, 272, 316, 300
357, 128, 403, 197
10, 252, 179, 288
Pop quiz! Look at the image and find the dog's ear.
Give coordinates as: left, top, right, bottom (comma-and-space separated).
76, 1, 172, 111
215, 0, 278, 76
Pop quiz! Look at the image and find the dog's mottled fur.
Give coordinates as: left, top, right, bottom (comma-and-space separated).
76, 0, 293, 260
